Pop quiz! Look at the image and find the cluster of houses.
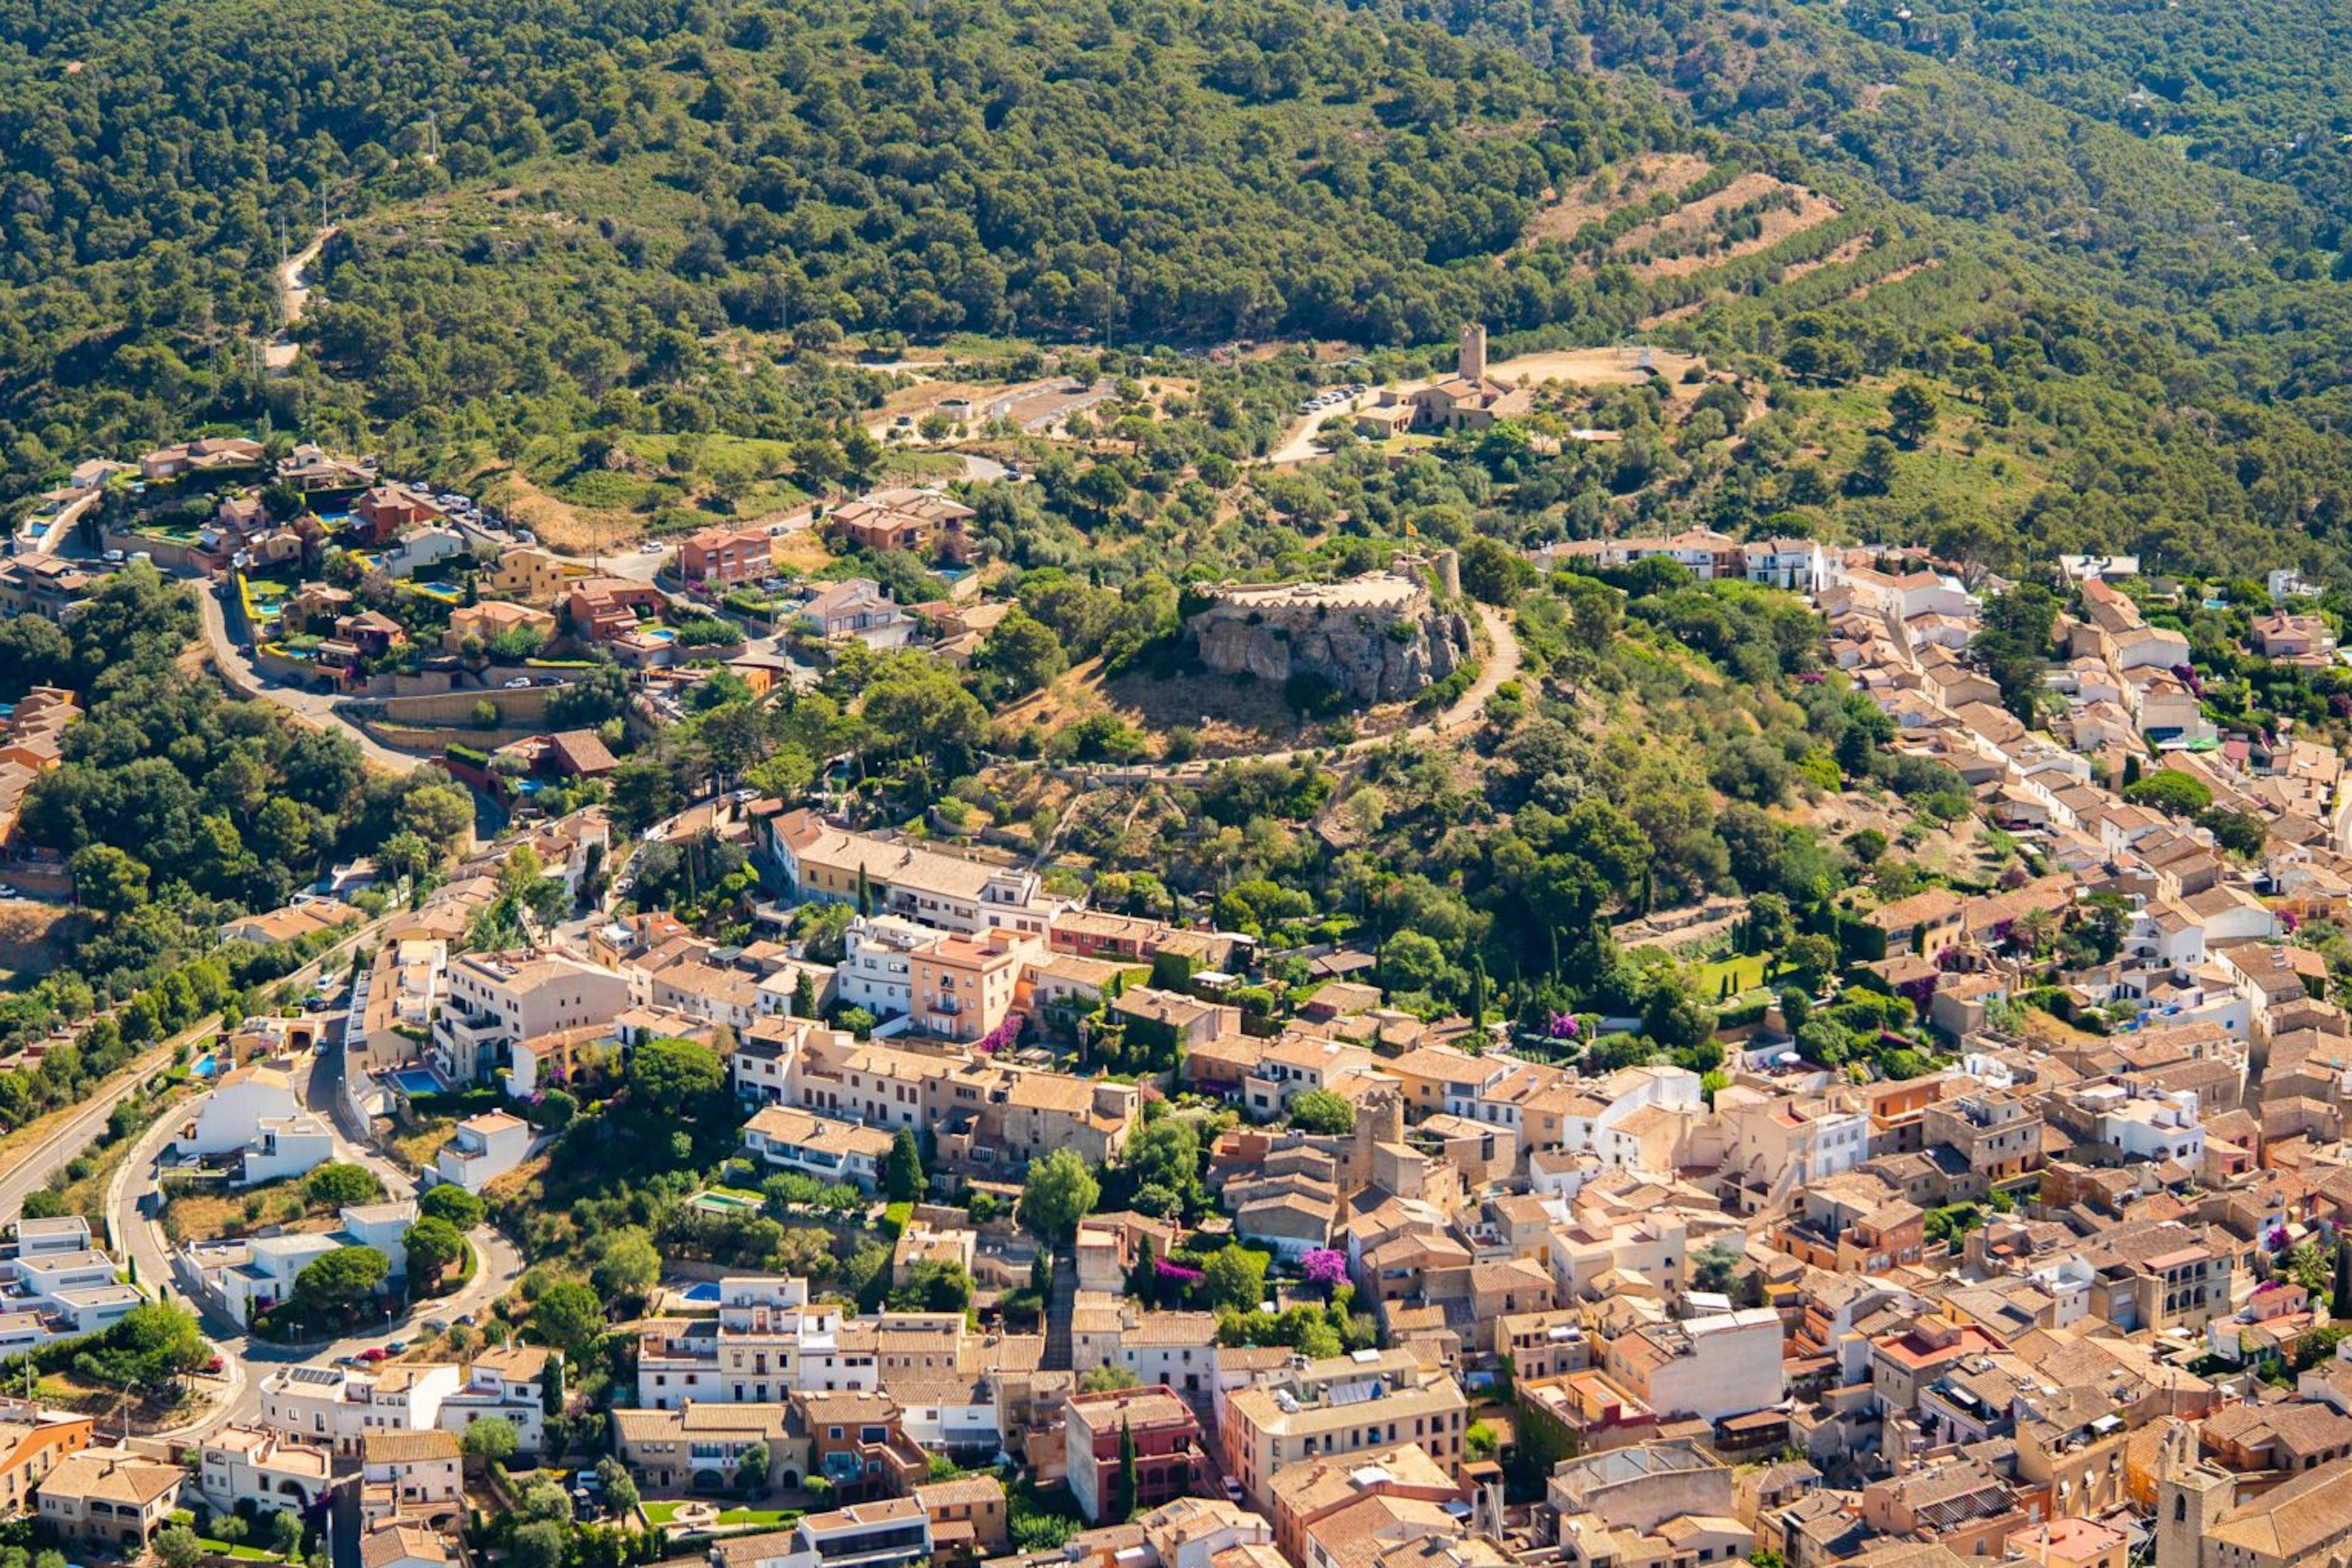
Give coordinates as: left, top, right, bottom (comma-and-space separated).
0, 1345, 549, 1564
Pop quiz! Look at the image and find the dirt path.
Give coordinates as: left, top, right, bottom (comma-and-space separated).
264, 226, 335, 373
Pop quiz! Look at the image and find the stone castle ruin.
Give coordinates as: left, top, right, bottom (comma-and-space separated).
1185, 549, 1471, 705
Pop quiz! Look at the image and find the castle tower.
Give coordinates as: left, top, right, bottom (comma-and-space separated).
2154, 1419, 2231, 1568
1458, 322, 1487, 382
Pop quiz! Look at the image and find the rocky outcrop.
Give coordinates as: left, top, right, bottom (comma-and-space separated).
1186, 568, 1471, 705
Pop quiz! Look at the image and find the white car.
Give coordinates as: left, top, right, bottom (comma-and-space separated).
0, 885, 19, 900
503, 677, 531, 689
639, 541, 665, 553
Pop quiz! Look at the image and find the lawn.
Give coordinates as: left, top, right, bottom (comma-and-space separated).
198, 1539, 282, 1561
1695, 952, 1771, 997
641, 1504, 802, 1528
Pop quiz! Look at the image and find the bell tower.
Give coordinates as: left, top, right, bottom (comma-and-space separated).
2155, 1419, 2231, 1568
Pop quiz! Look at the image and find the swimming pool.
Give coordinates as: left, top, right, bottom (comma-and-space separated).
192, 1053, 220, 1079
682, 1282, 722, 1304
388, 1067, 443, 1096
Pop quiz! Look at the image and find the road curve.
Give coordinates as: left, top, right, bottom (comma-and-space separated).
196, 587, 428, 775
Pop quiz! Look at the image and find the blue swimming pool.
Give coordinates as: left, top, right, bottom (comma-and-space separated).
682, 1282, 721, 1304
192, 1053, 220, 1079
388, 1067, 442, 1096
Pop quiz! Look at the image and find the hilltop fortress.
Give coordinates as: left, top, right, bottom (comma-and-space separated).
1185, 550, 1472, 705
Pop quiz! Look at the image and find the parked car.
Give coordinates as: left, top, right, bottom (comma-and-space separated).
503, 677, 531, 689
639, 541, 664, 553
356, 1348, 386, 1364
101, 549, 125, 563
535, 676, 560, 686
203, 1355, 225, 1375
422, 1318, 449, 1333
384, 1340, 409, 1355
0, 886, 19, 900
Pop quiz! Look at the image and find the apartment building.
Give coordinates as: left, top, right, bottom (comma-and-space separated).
1065, 1385, 1207, 1526
432, 950, 631, 1086
1221, 1349, 1469, 1512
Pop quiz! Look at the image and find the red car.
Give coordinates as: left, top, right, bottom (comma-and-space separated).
203, 1355, 225, 1375
356, 1347, 388, 1364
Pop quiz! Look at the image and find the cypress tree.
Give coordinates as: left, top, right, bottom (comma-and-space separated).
1117, 1416, 1139, 1520
2333, 1237, 2352, 1322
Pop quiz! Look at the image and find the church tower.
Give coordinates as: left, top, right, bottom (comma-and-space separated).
2155, 1419, 2231, 1568
1458, 322, 1488, 382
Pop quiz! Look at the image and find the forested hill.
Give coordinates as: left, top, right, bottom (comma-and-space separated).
0, 0, 1689, 480
1828, 0, 2352, 233
16, 0, 2352, 576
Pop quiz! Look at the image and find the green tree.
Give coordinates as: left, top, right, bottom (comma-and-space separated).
420, 1186, 486, 1229
404, 1216, 468, 1286
1886, 382, 1939, 448
1288, 1090, 1356, 1136
155, 1527, 205, 1568
1115, 1417, 1139, 1520
462, 1414, 519, 1468
291, 1246, 390, 1316
1078, 1364, 1142, 1393
738, 1440, 771, 1497
629, 1036, 725, 1117
885, 1127, 924, 1203
591, 1228, 662, 1304
1019, 1148, 1100, 1243
2123, 770, 2214, 818
978, 609, 1069, 695
531, 1281, 608, 1358
512, 1522, 565, 1568
1201, 1246, 1270, 1313
304, 1163, 382, 1207
69, 843, 149, 920
269, 1509, 306, 1558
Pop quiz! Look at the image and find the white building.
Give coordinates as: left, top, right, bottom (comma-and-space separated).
235, 1114, 337, 1188
835, 916, 938, 1018
178, 1063, 304, 1158
433, 1112, 532, 1193
197, 1425, 334, 1516
258, 1362, 461, 1457
187, 1201, 415, 1326
432, 950, 630, 1087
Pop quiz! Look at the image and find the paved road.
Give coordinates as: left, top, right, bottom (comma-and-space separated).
0, 1018, 219, 1229
196, 587, 428, 775
113, 1035, 525, 1441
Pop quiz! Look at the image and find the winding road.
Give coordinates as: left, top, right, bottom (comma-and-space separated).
110, 1032, 525, 1441
196, 587, 429, 776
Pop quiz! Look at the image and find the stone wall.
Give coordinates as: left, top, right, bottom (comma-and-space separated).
1186, 567, 1471, 704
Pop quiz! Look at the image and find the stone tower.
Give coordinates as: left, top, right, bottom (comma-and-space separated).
2154, 1419, 2231, 1568
1458, 322, 1487, 382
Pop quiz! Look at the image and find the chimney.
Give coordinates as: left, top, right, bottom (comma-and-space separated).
1458, 323, 1487, 382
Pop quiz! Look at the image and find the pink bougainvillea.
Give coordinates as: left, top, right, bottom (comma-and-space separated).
1548, 1011, 1581, 1041
1303, 1249, 1349, 1288
1156, 1260, 1204, 1283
